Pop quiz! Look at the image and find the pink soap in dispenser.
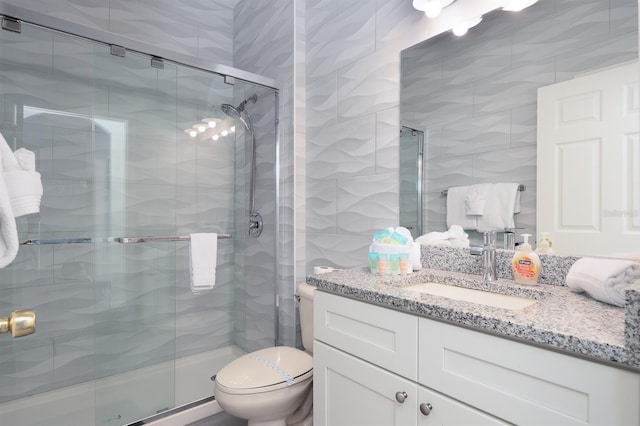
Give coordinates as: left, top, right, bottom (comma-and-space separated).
511, 234, 541, 285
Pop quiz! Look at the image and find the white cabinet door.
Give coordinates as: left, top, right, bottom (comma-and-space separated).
417, 387, 509, 426
314, 341, 417, 426
419, 318, 640, 426
537, 61, 639, 255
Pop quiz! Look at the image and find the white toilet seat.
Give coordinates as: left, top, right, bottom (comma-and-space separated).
216, 346, 313, 396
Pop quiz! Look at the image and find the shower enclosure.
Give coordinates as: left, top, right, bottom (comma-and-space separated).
0, 13, 280, 426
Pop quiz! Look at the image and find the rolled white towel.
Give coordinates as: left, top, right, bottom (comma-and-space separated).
416, 231, 449, 244
566, 258, 640, 307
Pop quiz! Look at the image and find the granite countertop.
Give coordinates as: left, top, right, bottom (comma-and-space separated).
307, 267, 640, 372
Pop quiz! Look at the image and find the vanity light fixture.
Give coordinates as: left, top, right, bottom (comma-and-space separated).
502, 0, 539, 12
452, 16, 482, 36
413, 0, 455, 18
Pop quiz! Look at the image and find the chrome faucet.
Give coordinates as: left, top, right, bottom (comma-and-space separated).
470, 230, 497, 283
503, 227, 516, 250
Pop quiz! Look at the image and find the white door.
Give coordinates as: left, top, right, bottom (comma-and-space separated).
537, 62, 640, 256
314, 341, 417, 426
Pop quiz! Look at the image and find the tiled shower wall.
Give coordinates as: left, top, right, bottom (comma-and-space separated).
402, 0, 638, 244
233, 0, 301, 347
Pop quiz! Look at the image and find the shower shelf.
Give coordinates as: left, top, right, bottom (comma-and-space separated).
19, 234, 232, 245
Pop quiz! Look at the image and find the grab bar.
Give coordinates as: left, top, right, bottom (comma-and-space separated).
441, 184, 526, 196
20, 234, 232, 245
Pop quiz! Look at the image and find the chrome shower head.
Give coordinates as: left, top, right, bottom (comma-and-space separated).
221, 103, 242, 119
221, 93, 257, 132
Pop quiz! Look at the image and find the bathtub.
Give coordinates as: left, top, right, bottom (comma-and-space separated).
0, 346, 243, 426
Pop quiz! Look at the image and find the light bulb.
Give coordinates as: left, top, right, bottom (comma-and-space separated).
208, 120, 216, 128
424, 1, 442, 18
452, 23, 469, 36
412, 0, 428, 11
212, 134, 219, 141
196, 124, 206, 133
452, 17, 482, 36
502, 0, 539, 12
221, 130, 228, 136
230, 126, 236, 133
188, 130, 197, 137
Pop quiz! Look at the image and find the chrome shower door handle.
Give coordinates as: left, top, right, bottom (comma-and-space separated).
0, 309, 36, 337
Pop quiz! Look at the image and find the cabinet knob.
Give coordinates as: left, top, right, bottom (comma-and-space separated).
419, 402, 433, 416
395, 391, 408, 403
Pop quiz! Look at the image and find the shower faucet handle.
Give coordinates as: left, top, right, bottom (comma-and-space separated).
249, 212, 263, 238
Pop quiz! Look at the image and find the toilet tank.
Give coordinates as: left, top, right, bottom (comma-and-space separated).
297, 282, 315, 353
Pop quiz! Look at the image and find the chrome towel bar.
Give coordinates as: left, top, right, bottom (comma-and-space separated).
20, 234, 232, 245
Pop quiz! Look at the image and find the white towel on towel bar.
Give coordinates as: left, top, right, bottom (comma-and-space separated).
446, 186, 478, 230
189, 233, 218, 294
476, 183, 521, 231
465, 183, 491, 215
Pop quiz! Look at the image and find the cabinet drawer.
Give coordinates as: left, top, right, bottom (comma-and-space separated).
419, 318, 640, 426
314, 290, 418, 380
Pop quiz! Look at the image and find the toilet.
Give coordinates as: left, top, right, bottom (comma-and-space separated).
214, 283, 316, 426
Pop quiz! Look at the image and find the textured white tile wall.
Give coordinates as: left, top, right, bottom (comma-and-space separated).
305, 0, 429, 273
0, 0, 235, 65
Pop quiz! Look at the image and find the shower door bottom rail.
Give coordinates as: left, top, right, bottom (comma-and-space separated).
19, 234, 232, 245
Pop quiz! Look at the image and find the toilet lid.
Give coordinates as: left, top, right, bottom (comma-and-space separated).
216, 346, 313, 393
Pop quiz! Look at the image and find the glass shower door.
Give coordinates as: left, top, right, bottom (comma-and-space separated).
0, 15, 279, 425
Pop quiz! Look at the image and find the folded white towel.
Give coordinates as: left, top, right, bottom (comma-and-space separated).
0, 139, 43, 218
0, 176, 18, 268
566, 258, 640, 307
446, 186, 478, 230
4, 169, 43, 217
465, 183, 491, 215
189, 233, 218, 294
416, 225, 470, 248
476, 183, 521, 231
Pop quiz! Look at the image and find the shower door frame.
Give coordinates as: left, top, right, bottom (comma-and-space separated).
0, 2, 284, 423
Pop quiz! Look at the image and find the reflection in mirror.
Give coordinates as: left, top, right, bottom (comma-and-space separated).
400, 0, 638, 256
399, 126, 424, 238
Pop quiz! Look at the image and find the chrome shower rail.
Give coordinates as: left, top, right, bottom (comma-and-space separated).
20, 234, 232, 245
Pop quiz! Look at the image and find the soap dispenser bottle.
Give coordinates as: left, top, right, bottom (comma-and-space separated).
511, 234, 541, 285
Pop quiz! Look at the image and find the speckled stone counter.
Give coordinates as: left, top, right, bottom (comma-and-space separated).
307, 266, 640, 371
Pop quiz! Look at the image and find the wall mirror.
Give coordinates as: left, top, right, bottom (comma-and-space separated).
399, 0, 639, 256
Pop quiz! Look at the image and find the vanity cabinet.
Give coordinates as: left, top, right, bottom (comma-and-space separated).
314, 290, 640, 426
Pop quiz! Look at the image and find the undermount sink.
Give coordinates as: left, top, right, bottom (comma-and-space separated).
402, 282, 537, 310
